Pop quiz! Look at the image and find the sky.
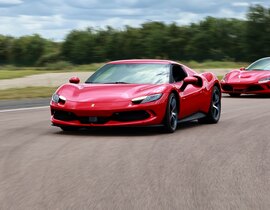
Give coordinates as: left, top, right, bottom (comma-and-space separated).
0, 0, 269, 41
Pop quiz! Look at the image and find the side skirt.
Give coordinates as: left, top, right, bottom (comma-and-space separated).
178, 112, 206, 123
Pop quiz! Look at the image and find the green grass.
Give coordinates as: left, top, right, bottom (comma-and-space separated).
0, 86, 57, 100
0, 70, 55, 80
217, 75, 223, 80
0, 76, 226, 100
0, 61, 247, 80
183, 60, 248, 69
0, 63, 103, 80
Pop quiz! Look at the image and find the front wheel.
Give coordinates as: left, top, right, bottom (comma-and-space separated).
163, 93, 178, 133
198, 86, 221, 124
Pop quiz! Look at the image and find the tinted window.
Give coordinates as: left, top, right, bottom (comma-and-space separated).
246, 57, 270, 71
86, 63, 170, 84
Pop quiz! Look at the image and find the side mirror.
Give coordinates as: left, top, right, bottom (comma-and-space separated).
240, 67, 245, 71
180, 76, 199, 91
69, 77, 80, 84
183, 76, 199, 85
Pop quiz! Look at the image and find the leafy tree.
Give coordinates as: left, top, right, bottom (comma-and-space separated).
0, 35, 13, 64
246, 5, 270, 60
165, 23, 189, 60
1, 4, 270, 67
61, 29, 96, 64
140, 21, 169, 58
10, 34, 46, 66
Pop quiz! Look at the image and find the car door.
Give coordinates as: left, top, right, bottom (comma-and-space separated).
177, 66, 205, 118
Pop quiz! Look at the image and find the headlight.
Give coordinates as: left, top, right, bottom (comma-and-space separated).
132, 93, 162, 104
258, 77, 270, 83
51, 93, 66, 104
52, 93, 60, 103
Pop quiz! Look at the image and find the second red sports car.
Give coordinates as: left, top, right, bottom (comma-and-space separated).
50, 59, 221, 133
221, 57, 270, 96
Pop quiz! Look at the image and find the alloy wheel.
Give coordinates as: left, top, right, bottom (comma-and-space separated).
169, 96, 178, 130
211, 87, 221, 121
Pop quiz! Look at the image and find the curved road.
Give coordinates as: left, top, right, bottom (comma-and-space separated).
0, 96, 270, 210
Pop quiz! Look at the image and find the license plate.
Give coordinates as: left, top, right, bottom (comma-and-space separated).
88, 116, 98, 123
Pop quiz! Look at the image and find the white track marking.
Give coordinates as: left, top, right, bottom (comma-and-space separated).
0, 106, 48, 113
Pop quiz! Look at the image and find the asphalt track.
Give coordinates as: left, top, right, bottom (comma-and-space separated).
0, 95, 270, 210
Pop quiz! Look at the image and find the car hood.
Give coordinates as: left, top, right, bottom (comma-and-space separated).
56, 83, 169, 102
226, 70, 270, 82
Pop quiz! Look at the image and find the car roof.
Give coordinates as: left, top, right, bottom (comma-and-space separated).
107, 59, 179, 65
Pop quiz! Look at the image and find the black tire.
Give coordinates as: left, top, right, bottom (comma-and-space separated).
163, 93, 178, 133
198, 86, 221, 124
229, 93, 241, 97
60, 126, 79, 131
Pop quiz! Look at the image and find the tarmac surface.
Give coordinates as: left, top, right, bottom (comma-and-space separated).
0, 95, 270, 209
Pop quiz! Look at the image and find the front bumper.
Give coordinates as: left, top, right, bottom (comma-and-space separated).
221, 81, 270, 95
50, 95, 168, 128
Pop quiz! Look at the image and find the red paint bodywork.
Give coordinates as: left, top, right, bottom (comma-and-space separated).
50, 59, 220, 128
221, 58, 270, 95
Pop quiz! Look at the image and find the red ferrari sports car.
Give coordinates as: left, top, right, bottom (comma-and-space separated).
50, 59, 221, 133
221, 57, 270, 97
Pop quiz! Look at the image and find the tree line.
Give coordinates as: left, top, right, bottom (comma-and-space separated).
0, 5, 269, 67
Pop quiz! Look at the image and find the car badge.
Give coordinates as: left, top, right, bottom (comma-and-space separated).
91, 104, 95, 107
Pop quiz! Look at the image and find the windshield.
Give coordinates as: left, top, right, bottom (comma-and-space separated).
246, 57, 270, 71
85, 63, 170, 84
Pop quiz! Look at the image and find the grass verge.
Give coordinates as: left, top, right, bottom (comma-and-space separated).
0, 63, 103, 80
184, 60, 248, 69
0, 70, 57, 80
0, 61, 246, 80
0, 76, 225, 100
0, 86, 57, 100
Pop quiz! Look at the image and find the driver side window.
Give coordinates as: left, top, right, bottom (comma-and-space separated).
171, 64, 187, 83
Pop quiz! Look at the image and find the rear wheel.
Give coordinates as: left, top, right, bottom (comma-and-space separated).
163, 93, 178, 133
198, 86, 221, 124
229, 93, 241, 97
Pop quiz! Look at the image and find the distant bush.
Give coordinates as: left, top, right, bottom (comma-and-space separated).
0, 65, 18, 70
183, 60, 248, 69
36, 52, 62, 66
44, 61, 73, 70
74, 63, 104, 72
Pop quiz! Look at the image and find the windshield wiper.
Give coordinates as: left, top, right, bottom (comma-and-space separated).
249, 69, 265, 71
104, 82, 131, 84
85, 81, 132, 84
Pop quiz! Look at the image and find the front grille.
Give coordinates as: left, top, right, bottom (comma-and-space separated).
234, 88, 245, 92
247, 85, 264, 92
52, 110, 150, 124
79, 116, 109, 124
53, 110, 77, 121
222, 84, 233, 91
112, 111, 150, 122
